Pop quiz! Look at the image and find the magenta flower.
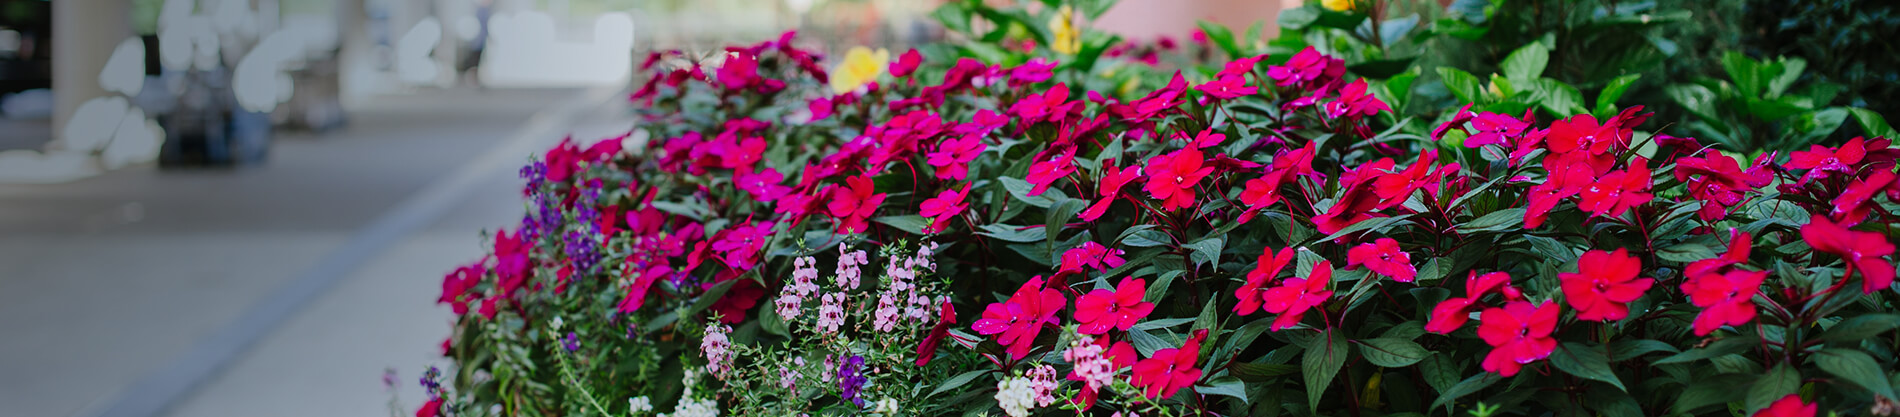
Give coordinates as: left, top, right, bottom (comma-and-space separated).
1074, 277, 1155, 334
918, 183, 972, 233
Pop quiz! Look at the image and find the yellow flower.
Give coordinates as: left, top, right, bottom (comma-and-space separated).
829, 46, 890, 95
1048, 5, 1080, 55
1322, 0, 1354, 12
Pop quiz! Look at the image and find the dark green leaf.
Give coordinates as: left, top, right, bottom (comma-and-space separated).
1430, 372, 1501, 410
1461, 208, 1525, 232
1304, 329, 1350, 410
1550, 342, 1626, 391
1186, 236, 1226, 268
1813, 348, 1899, 399
1357, 338, 1431, 368
874, 215, 929, 235
976, 223, 1046, 243
1607, 339, 1680, 361
1195, 376, 1250, 404
1437, 67, 1483, 104
1232, 362, 1300, 382
1746, 363, 1800, 413
1500, 42, 1549, 83
931, 370, 990, 397
1820, 314, 1900, 343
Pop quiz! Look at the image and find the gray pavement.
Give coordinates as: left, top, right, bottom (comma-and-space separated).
0, 87, 636, 417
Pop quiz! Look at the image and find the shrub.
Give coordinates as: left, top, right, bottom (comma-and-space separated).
417, 1, 1900, 416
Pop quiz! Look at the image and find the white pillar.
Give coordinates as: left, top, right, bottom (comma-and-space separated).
52, 0, 133, 142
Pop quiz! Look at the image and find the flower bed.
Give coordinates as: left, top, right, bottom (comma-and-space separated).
416, 2, 1900, 416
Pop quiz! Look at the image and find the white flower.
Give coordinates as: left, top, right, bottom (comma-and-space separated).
550, 316, 565, 331
995, 376, 1037, 417
873, 397, 900, 414
662, 396, 719, 417
628, 396, 654, 413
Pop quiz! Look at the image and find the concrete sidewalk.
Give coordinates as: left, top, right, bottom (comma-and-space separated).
0, 87, 636, 417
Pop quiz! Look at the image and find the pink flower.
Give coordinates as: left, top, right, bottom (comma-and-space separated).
1196, 74, 1257, 100
1026, 146, 1078, 196
1080, 163, 1143, 222
1010, 83, 1077, 127
1074, 277, 1155, 334
1324, 79, 1391, 119
1831, 169, 1896, 226
804, 97, 834, 123
1478, 301, 1559, 377
1267, 46, 1344, 88
1682, 269, 1767, 336
716, 51, 761, 90
1262, 260, 1335, 330
1787, 136, 1871, 184
1347, 238, 1416, 282
971, 277, 1067, 359
1560, 249, 1653, 321
1131, 329, 1207, 399
890, 48, 923, 78
617, 264, 671, 313
1235, 247, 1296, 315
1216, 53, 1267, 79
1578, 157, 1653, 218
1010, 58, 1057, 87
735, 168, 791, 202
1462, 111, 1531, 148
1060, 241, 1127, 272
1425, 272, 1513, 334
919, 183, 972, 233
1524, 158, 1596, 229
827, 175, 886, 234
927, 135, 986, 180
1753, 394, 1817, 417
711, 221, 774, 270
1142, 148, 1214, 211
1802, 215, 1896, 293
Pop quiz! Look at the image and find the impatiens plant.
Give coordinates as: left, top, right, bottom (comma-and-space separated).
416, 1, 1900, 416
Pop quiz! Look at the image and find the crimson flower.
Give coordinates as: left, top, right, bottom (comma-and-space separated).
616, 264, 671, 313
1524, 158, 1596, 229
915, 300, 957, 366
1075, 277, 1156, 334
1324, 79, 1391, 120
1372, 150, 1452, 209
1131, 329, 1207, 399
439, 259, 487, 315
1832, 169, 1896, 226
715, 51, 761, 91
1560, 249, 1653, 321
1143, 148, 1215, 211
1425, 272, 1513, 333
417, 398, 442, 417
1268, 46, 1344, 88
1009, 58, 1057, 87
1347, 238, 1416, 282
1237, 172, 1289, 223
735, 168, 791, 202
1754, 394, 1817, 417
1010, 83, 1076, 127
890, 48, 923, 78
1235, 247, 1296, 315
1314, 158, 1396, 235
971, 276, 1067, 359
1060, 241, 1127, 272
1685, 229, 1754, 279
1463, 111, 1531, 148
803, 97, 834, 123
1184, 128, 1226, 149
919, 183, 972, 233
1801, 215, 1896, 293
711, 221, 774, 270
1682, 269, 1767, 336
1216, 53, 1267, 79
1578, 156, 1653, 218
1196, 74, 1257, 100
1262, 260, 1335, 330
1026, 146, 1079, 196
1675, 153, 1774, 221
494, 229, 532, 296
827, 175, 886, 234
1080, 163, 1142, 222
927, 134, 986, 180
1477, 300, 1559, 376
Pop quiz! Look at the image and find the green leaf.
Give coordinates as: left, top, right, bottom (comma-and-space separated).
976, 223, 1047, 243
1121, 229, 1172, 247
1418, 353, 1459, 395
1315, 214, 1415, 243
1303, 329, 1350, 410
1131, 317, 1196, 331
1746, 363, 1800, 413
1529, 78, 1586, 116
1673, 375, 1748, 414
684, 278, 740, 320
1186, 236, 1226, 268
1461, 208, 1524, 232
1500, 42, 1550, 83
1607, 339, 1679, 361
1813, 348, 1900, 399
1430, 372, 1501, 410
1656, 241, 1720, 263
1277, 6, 1319, 30
874, 215, 929, 235
1594, 74, 1642, 116
1655, 337, 1753, 364
1128, 328, 1170, 356
931, 2, 974, 35
1044, 198, 1088, 247
1357, 338, 1431, 368
1195, 376, 1250, 404
931, 370, 990, 397
998, 176, 1060, 208
1195, 20, 1243, 59
1849, 107, 1899, 139
1232, 362, 1300, 382
1820, 314, 1900, 343
1075, 0, 1117, 19
1550, 342, 1626, 391
1437, 67, 1483, 104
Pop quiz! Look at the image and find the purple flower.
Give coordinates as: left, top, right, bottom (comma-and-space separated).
562, 332, 581, 352
837, 355, 868, 407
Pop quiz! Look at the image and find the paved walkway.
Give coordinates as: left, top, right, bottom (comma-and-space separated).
0, 87, 636, 417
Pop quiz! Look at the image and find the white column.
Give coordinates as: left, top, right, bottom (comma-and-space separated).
52, 0, 133, 141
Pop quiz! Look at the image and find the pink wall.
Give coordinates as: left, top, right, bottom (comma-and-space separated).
1092, 0, 1301, 42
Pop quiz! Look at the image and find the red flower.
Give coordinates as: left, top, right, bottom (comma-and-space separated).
1463, 111, 1532, 148
1787, 136, 1870, 184
711, 221, 774, 270
440, 259, 487, 315
971, 276, 1067, 359
927, 134, 986, 181
1560, 249, 1653, 321
1477, 300, 1560, 376
494, 229, 532, 296
707, 276, 764, 323
1324, 79, 1391, 120
915, 300, 958, 366
890, 48, 923, 78
919, 183, 972, 233
1026, 146, 1078, 196
1196, 74, 1257, 100
1268, 46, 1344, 88
1372, 150, 1453, 209
1216, 53, 1267, 79
1074, 277, 1156, 334
1262, 260, 1336, 330
1143, 148, 1215, 211
1685, 229, 1754, 279
1131, 329, 1207, 399
1426, 272, 1513, 333
1578, 156, 1653, 218
1235, 247, 1296, 315
1753, 394, 1817, 417
1832, 169, 1896, 226
1801, 215, 1896, 293
1675, 153, 1773, 221
1682, 269, 1767, 336
804, 97, 834, 123
1183, 128, 1226, 149
1238, 143, 1317, 223
715, 51, 760, 91
1347, 238, 1417, 282
1314, 158, 1395, 235
1009, 58, 1057, 87
1060, 241, 1127, 272
617, 264, 670, 313
1524, 158, 1596, 229
1080, 163, 1143, 222
827, 175, 886, 234
416, 398, 442, 417
1010, 83, 1077, 127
